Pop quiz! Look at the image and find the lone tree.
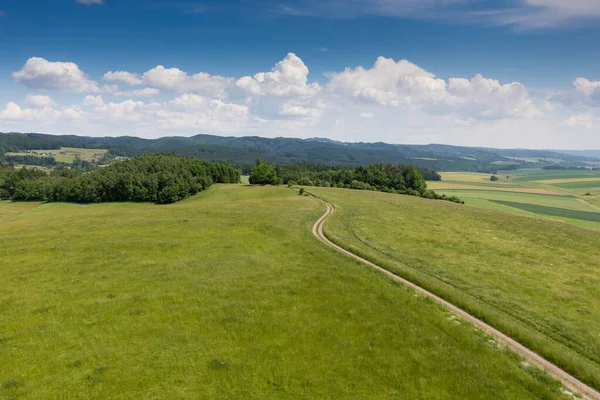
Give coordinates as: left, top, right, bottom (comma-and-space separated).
249, 159, 281, 185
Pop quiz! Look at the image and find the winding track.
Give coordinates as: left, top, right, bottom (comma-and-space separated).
311, 198, 600, 400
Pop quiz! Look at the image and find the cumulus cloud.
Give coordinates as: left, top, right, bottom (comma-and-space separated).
328, 57, 538, 118
83, 95, 105, 107
0, 102, 61, 121
25, 94, 56, 108
141, 66, 233, 97
564, 114, 598, 129
574, 77, 600, 96
13, 57, 99, 93
235, 53, 321, 97
103, 71, 143, 86
4, 52, 600, 147
114, 88, 161, 97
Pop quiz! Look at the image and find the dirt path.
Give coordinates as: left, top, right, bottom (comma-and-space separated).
311, 198, 600, 400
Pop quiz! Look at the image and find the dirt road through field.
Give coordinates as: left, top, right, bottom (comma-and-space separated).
311, 198, 600, 400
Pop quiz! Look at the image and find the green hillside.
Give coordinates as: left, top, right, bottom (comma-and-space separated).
0, 185, 568, 399
310, 187, 600, 390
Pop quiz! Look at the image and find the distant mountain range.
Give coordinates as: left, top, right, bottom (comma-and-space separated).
1, 132, 599, 173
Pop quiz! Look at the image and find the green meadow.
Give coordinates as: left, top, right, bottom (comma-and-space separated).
0, 185, 570, 399
310, 186, 600, 391
6, 147, 107, 163
428, 169, 600, 229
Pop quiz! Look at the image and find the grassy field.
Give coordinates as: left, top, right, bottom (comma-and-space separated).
489, 200, 600, 222
6, 147, 107, 163
310, 186, 600, 391
428, 169, 600, 229
0, 186, 571, 399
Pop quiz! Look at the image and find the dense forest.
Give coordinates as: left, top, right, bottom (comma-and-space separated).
0, 154, 240, 204
4, 132, 599, 172
249, 160, 463, 204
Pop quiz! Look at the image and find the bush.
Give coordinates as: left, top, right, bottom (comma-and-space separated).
299, 188, 305, 196
249, 159, 280, 185
490, 175, 499, 181
298, 177, 314, 186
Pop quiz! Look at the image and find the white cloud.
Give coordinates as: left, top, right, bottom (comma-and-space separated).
103, 71, 143, 86
114, 88, 161, 97
25, 94, 56, 108
83, 95, 105, 107
4, 53, 600, 148
564, 114, 598, 129
328, 57, 538, 118
13, 57, 99, 93
279, 102, 322, 118
235, 53, 321, 97
574, 77, 600, 96
141, 65, 233, 97
0, 102, 61, 121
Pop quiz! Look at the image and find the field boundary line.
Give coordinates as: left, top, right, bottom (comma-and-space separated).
310, 196, 600, 400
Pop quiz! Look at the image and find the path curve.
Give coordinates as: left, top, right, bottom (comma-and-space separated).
311, 198, 600, 400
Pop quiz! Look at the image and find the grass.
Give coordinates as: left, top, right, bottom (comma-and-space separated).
310, 186, 600, 391
490, 200, 600, 222
553, 180, 600, 189
429, 168, 600, 229
0, 186, 570, 399
6, 147, 107, 163
437, 190, 591, 211
504, 169, 600, 182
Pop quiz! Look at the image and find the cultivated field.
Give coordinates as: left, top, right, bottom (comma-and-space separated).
0, 186, 569, 399
428, 169, 600, 229
6, 147, 108, 163
310, 186, 600, 391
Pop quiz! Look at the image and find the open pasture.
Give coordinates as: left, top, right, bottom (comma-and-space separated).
0, 186, 569, 399
430, 169, 600, 228
503, 169, 600, 182
489, 200, 600, 222
311, 186, 600, 391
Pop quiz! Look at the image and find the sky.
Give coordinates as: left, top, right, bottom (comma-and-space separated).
1, 0, 600, 149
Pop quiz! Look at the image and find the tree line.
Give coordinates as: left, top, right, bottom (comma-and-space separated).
0, 154, 240, 204
249, 159, 463, 204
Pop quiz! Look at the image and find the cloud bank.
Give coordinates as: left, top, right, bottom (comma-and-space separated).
3, 54, 600, 149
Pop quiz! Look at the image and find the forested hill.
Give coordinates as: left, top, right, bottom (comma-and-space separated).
2, 132, 599, 173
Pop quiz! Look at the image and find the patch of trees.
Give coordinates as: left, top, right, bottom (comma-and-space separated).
4, 155, 58, 166
0, 154, 240, 204
249, 159, 282, 185
249, 160, 462, 204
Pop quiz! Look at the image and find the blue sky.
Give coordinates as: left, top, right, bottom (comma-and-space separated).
1, 0, 600, 148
